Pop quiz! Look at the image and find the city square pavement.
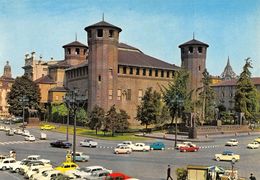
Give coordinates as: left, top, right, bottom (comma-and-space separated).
0, 125, 259, 180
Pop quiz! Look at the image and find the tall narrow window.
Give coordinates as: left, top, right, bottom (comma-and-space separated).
161, 70, 164, 77
118, 66, 120, 74
108, 90, 113, 100
84, 49, 87, 55
188, 47, 193, 53
75, 48, 80, 55
167, 71, 170, 78
117, 89, 122, 100
97, 29, 103, 37
198, 66, 201, 71
138, 90, 143, 101
136, 68, 140, 75
123, 67, 127, 74
98, 75, 101, 82
198, 47, 203, 53
109, 69, 113, 78
142, 68, 146, 76
67, 48, 71, 54
149, 69, 152, 76
129, 67, 133, 74
155, 69, 158, 77
126, 89, 131, 100
109, 30, 114, 38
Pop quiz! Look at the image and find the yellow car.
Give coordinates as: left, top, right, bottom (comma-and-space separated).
40, 124, 56, 130
55, 162, 78, 173
254, 137, 260, 143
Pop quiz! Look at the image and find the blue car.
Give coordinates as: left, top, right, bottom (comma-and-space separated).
150, 142, 165, 150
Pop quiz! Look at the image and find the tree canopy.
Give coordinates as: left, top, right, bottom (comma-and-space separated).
88, 105, 105, 135
161, 69, 191, 125
234, 58, 259, 122
136, 87, 161, 130
7, 75, 41, 116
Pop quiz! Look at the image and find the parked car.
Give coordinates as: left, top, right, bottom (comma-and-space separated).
71, 166, 112, 178
55, 162, 78, 173
71, 152, 90, 162
19, 161, 50, 175
120, 141, 135, 149
22, 130, 30, 136
80, 139, 98, 147
40, 124, 55, 130
14, 128, 23, 135
150, 142, 165, 150
33, 170, 63, 180
254, 137, 260, 143
105, 172, 131, 180
114, 145, 132, 154
0, 158, 19, 170
225, 139, 238, 146
215, 151, 240, 162
176, 141, 196, 149
50, 140, 72, 148
247, 141, 260, 149
25, 135, 36, 141
179, 144, 199, 152
23, 155, 51, 164
30, 167, 53, 180
131, 143, 150, 151
4, 126, 10, 132
85, 169, 111, 180
9, 159, 31, 173
0, 125, 5, 131
23, 161, 52, 178
6, 129, 14, 136
26, 166, 53, 180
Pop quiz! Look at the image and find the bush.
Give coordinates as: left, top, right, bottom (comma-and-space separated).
176, 168, 187, 180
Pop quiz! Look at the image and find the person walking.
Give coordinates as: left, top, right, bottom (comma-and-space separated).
250, 173, 256, 180
167, 165, 173, 180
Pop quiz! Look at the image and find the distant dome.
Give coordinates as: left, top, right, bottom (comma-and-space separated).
3, 61, 12, 78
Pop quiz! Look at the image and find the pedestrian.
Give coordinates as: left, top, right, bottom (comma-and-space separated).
167, 165, 173, 180
250, 173, 256, 180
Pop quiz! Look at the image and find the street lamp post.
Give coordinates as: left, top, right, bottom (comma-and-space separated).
231, 161, 235, 180
20, 96, 29, 131
64, 88, 86, 162
174, 95, 184, 148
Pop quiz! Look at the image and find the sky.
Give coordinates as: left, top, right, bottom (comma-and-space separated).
0, 0, 260, 78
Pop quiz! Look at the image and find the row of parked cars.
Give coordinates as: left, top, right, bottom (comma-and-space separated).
0, 125, 37, 141
0, 153, 139, 180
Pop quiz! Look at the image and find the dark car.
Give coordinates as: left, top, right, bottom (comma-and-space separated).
50, 140, 72, 148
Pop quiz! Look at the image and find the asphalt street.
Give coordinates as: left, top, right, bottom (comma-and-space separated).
0, 125, 259, 180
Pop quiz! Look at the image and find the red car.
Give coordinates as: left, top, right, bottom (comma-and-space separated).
104, 172, 131, 180
179, 145, 199, 152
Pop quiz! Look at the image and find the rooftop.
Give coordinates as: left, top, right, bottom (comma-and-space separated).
62, 41, 88, 48
34, 75, 56, 84
84, 20, 122, 32
179, 38, 209, 48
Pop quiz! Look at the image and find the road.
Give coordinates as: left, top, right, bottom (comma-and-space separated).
0, 125, 259, 180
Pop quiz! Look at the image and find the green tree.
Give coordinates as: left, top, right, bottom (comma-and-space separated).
234, 58, 259, 122
136, 87, 161, 131
116, 109, 130, 131
76, 108, 88, 126
51, 103, 68, 123
161, 70, 192, 125
88, 105, 105, 135
156, 105, 171, 127
104, 105, 118, 136
197, 69, 216, 123
176, 168, 187, 180
7, 75, 41, 116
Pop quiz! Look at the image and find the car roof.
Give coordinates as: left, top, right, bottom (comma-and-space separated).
62, 162, 78, 165
3, 158, 15, 161
28, 155, 40, 158
223, 150, 234, 153
86, 166, 104, 169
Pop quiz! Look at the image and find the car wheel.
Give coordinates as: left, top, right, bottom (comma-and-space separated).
161, 148, 165, 150
127, 151, 130, 154
2, 166, 6, 170
115, 151, 119, 154
216, 157, 220, 161
183, 149, 186, 152
194, 149, 197, 152
15, 168, 20, 173
232, 158, 236, 163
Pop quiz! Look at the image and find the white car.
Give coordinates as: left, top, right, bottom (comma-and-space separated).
132, 143, 150, 151
20, 161, 51, 175
22, 130, 30, 136
9, 160, 31, 173
23, 155, 51, 164
225, 139, 238, 146
215, 151, 240, 162
25, 135, 36, 141
114, 145, 132, 154
14, 129, 23, 135
70, 166, 112, 178
33, 170, 62, 180
0, 125, 5, 131
4, 126, 10, 132
120, 141, 135, 149
25, 163, 53, 179
247, 141, 259, 149
176, 141, 196, 149
80, 139, 98, 147
30, 167, 53, 180
0, 158, 20, 170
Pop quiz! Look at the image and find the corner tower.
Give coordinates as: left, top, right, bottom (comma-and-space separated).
179, 38, 209, 100
85, 20, 122, 111
62, 40, 88, 66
